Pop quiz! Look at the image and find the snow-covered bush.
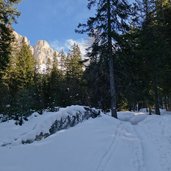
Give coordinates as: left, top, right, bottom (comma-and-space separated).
0, 106, 101, 146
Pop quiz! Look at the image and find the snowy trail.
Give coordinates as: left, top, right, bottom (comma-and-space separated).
135, 125, 163, 171
140, 116, 171, 171
96, 122, 122, 171
128, 125, 145, 171
132, 114, 171, 171
96, 114, 171, 171
159, 116, 171, 171
97, 122, 146, 171
0, 112, 171, 171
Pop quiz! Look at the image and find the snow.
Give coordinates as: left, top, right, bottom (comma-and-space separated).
0, 105, 87, 146
118, 111, 148, 124
0, 107, 171, 171
139, 108, 167, 114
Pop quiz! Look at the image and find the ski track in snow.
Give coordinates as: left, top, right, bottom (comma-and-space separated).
96, 122, 122, 171
136, 117, 171, 171
130, 125, 145, 171
149, 116, 171, 171
142, 128, 164, 171
1, 109, 171, 171
96, 115, 171, 171
117, 123, 145, 171
96, 122, 145, 171
160, 117, 171, 171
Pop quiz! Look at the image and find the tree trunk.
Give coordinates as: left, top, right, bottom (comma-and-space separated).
168, 95, 171, 111
107, 0, 117, 118
154, 76, 160, 115
109, 58, 117, 118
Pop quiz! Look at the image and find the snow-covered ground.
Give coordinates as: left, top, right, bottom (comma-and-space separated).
0, 106, 171, 171
0, 105, 99, 146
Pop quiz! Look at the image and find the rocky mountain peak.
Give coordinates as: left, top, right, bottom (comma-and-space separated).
14, 31, 60, 73
13, 31, 30, 46
35, 40, 51, 49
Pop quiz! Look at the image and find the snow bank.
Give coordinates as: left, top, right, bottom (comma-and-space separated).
139, 108, 167, 114
118, 108, 170, 125
1, 111, 171, 171
118, 111, 148, 124
0, 105, 100, 146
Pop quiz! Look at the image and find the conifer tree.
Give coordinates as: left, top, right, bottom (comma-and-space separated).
77, 0, 132, 118
3, 39, 35, 117
135, 0, 171, 114
66, 44, 83, 80
46, 53, 63, 109
64, 44, 84, 105
161, 0, 171, 110
0, 0, 20, 73
59, 50, 66, 72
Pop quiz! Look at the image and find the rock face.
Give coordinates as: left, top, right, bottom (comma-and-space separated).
14, 31, 60, 73
13, 31, 30, 46
13, 31, 34, 54
33, 40, 59, 73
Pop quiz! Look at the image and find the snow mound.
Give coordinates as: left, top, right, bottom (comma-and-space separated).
117, 109, 170, 124
0, 105, 100, 146
139, 108, 167, 114
1, 111, 171, 171
118, 111, 148, 124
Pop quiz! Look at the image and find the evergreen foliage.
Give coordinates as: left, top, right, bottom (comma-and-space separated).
64, 43, 84, 106
0, 0, 20, 73
1, 0, 171, 120
46, 55, 64, 110
76, 0, 133, 118
2, 40, 35, 117
77, 0, 171, 115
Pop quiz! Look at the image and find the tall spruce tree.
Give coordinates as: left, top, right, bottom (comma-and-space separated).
0, 0, 20, 73
0, 0, 20, 114
77, 0, 132, 118
3, 39, 35, 117
46, 53, 64, 110
161, 0, 171, 110
135, 0, 171, 114
66, 44, 83, 80
64, 44, 84, 105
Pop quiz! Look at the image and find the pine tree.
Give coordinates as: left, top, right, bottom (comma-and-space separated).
119, 0, 171, 114
66, 44, 83, 80
0, 0, 20, 114
3, 39, 35, 117
46, 53, 64, 110
0, 0, 20, 73
77, 0, 132, 118
14, 40, 35, 88
161, 0, 171, 110
64, 44, 84, 105
136, 0, 171, 114
83, 59, 111, 110
59, 50, 66, 72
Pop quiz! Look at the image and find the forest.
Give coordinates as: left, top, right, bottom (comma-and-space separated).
0, 0, 171, 122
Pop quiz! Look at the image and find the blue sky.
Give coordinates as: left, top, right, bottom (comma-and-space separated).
13, 0, 92, 51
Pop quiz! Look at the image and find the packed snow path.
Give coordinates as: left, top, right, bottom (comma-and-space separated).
0, 112, 171, 171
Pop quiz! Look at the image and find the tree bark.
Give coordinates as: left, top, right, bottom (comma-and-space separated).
154, 76, 160, 115
107, 0, 117, 118
168, 95, 171, 111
